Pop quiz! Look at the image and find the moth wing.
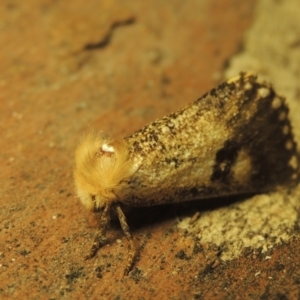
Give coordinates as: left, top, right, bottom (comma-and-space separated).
120, 74, 299, 206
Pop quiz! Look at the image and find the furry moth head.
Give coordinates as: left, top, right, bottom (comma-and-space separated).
74, 133, 135, 210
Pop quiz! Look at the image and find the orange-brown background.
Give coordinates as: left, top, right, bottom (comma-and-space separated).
1, 0, 300, 299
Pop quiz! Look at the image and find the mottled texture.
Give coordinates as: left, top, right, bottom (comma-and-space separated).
121, 73, 299, 206
74, 73, 299, 273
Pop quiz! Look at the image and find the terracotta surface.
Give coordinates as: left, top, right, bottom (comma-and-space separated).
1, 0, 300, 299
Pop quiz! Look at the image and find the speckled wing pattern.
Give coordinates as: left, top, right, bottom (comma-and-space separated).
121, 73, 299, 206
74, 73, 300, 274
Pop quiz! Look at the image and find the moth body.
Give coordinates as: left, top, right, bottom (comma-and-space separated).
74, 73, 300, 274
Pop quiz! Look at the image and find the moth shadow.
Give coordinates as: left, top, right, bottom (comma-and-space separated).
111, 193, 255, 232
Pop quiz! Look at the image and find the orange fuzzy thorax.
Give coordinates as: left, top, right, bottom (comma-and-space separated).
74, 133, 135, 210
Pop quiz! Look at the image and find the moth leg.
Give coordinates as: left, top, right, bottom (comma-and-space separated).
114, 203, 136, 275
85, 203, 111, 260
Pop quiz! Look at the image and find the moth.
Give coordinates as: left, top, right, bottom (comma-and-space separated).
74, 73, 299, 274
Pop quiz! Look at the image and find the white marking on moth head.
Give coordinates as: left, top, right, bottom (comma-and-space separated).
271, 96, 282, 109
258, 87, 270, 98
289, 155, 298, 170
101, 143, 115, 153
282, 125, 290, 135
